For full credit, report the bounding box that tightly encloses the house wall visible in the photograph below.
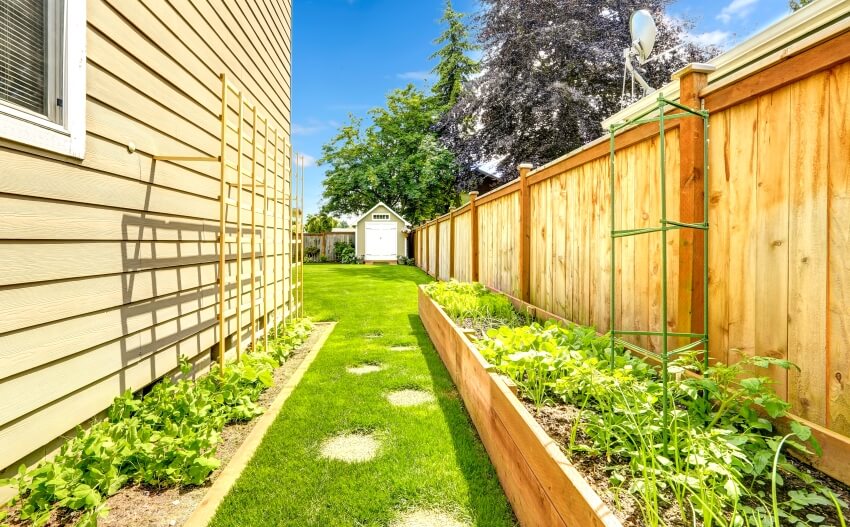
[355,204,407,260]
[0,0,293,472]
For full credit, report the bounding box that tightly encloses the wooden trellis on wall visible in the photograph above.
[156,73,304,368]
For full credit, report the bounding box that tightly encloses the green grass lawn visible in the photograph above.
[209,264,516,527]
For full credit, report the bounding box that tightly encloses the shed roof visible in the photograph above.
[354,202,409,225]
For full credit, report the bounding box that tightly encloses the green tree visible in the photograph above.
[319,85,459,224]
[305,213,338,234]
[430,0,479,111]
[790,0,814,10]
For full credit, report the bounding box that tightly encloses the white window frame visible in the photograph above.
[372,213,390,221]
[0,1,86,159]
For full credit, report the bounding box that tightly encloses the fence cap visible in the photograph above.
[518,162,534,170]
[671,63,717,80]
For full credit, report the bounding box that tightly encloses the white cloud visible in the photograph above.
[717,0,758,23]
[292,123,324,136]
[300,154,317,168]
[689,29,732,47]
[396,70,436,83]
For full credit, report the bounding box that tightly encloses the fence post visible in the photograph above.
[435,218,441,278]
[321,232,326,258]
[449,209,456,279]
[425,223,430,274]
[673,63,715,337]
[518,163,534,302]
[470,191,480,282]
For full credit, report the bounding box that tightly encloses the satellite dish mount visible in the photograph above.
[623,9,657,99]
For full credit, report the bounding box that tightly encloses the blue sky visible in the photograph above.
[291,0,792,216]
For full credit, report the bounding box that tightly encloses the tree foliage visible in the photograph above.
[790,0,814,10]
[440,0,717,187]
[430,0,479,111]
[319,86,459,224]
[305,213,340,234]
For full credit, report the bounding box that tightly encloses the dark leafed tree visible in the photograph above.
[441,0,717,188]
[430,0,479,111]
[319,85,459,224]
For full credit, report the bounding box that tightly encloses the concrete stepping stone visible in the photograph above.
[389,345,419,352]
[319,432,380,463]
[346,363,383,375]
[386,389,435,407]
[391,510,469,527]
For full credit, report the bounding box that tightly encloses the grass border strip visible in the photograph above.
[418,286,621,527]
[183,322,336,527]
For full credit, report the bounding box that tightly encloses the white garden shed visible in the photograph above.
[354,202,409,263]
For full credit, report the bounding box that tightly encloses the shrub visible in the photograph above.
[305,245,320,262]
[334,241,357,264]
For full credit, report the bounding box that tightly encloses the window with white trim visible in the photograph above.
[372,213,390,221]
[0,0,86,158]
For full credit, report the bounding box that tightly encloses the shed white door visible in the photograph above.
[364,222,397,260]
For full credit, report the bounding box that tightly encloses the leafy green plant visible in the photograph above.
[424,280,529,333]
[427,283,848,527]
[334,241,357,264]
[305,245,320,262]
[0,319,313,527]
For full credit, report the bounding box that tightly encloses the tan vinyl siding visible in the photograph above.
[0,0,292,471]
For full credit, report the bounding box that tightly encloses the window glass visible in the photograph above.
[0,0,48,116]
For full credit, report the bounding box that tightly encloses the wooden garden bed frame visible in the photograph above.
[418,286,622,527]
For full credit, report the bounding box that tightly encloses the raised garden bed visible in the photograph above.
[419,282,850,527]
[418,285,621,527]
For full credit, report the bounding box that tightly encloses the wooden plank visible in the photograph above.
[528,120,681,186]
[702,30,850,114]
[828,62,850,434]
[554,174,567,318]
[475,180,520,206]
[726,100,758,365]
[519,164,532,302]
[634,140,651,350]
[471,192,479,282]
[708,109,731,364]
[788,72,829,425]
[620,143,637,346]
[665,131,681,347]
[755,86,791,397]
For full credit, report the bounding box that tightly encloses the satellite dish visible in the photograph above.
[621,9,657,100]
[630,10,657,65]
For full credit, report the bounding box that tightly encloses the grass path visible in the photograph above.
[209,264,516,527]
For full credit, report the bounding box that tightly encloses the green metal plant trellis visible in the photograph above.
[608,95,710,438]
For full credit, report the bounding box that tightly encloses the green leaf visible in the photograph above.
[790,420,812,441]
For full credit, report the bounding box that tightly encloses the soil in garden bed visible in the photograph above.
[525,400,850,527]
[8,327,325,527]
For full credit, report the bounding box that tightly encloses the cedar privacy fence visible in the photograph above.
[413,0,850,484]
[304,232,355,261]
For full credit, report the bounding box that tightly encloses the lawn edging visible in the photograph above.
[418,286,621,527]
[183,322,336,527]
